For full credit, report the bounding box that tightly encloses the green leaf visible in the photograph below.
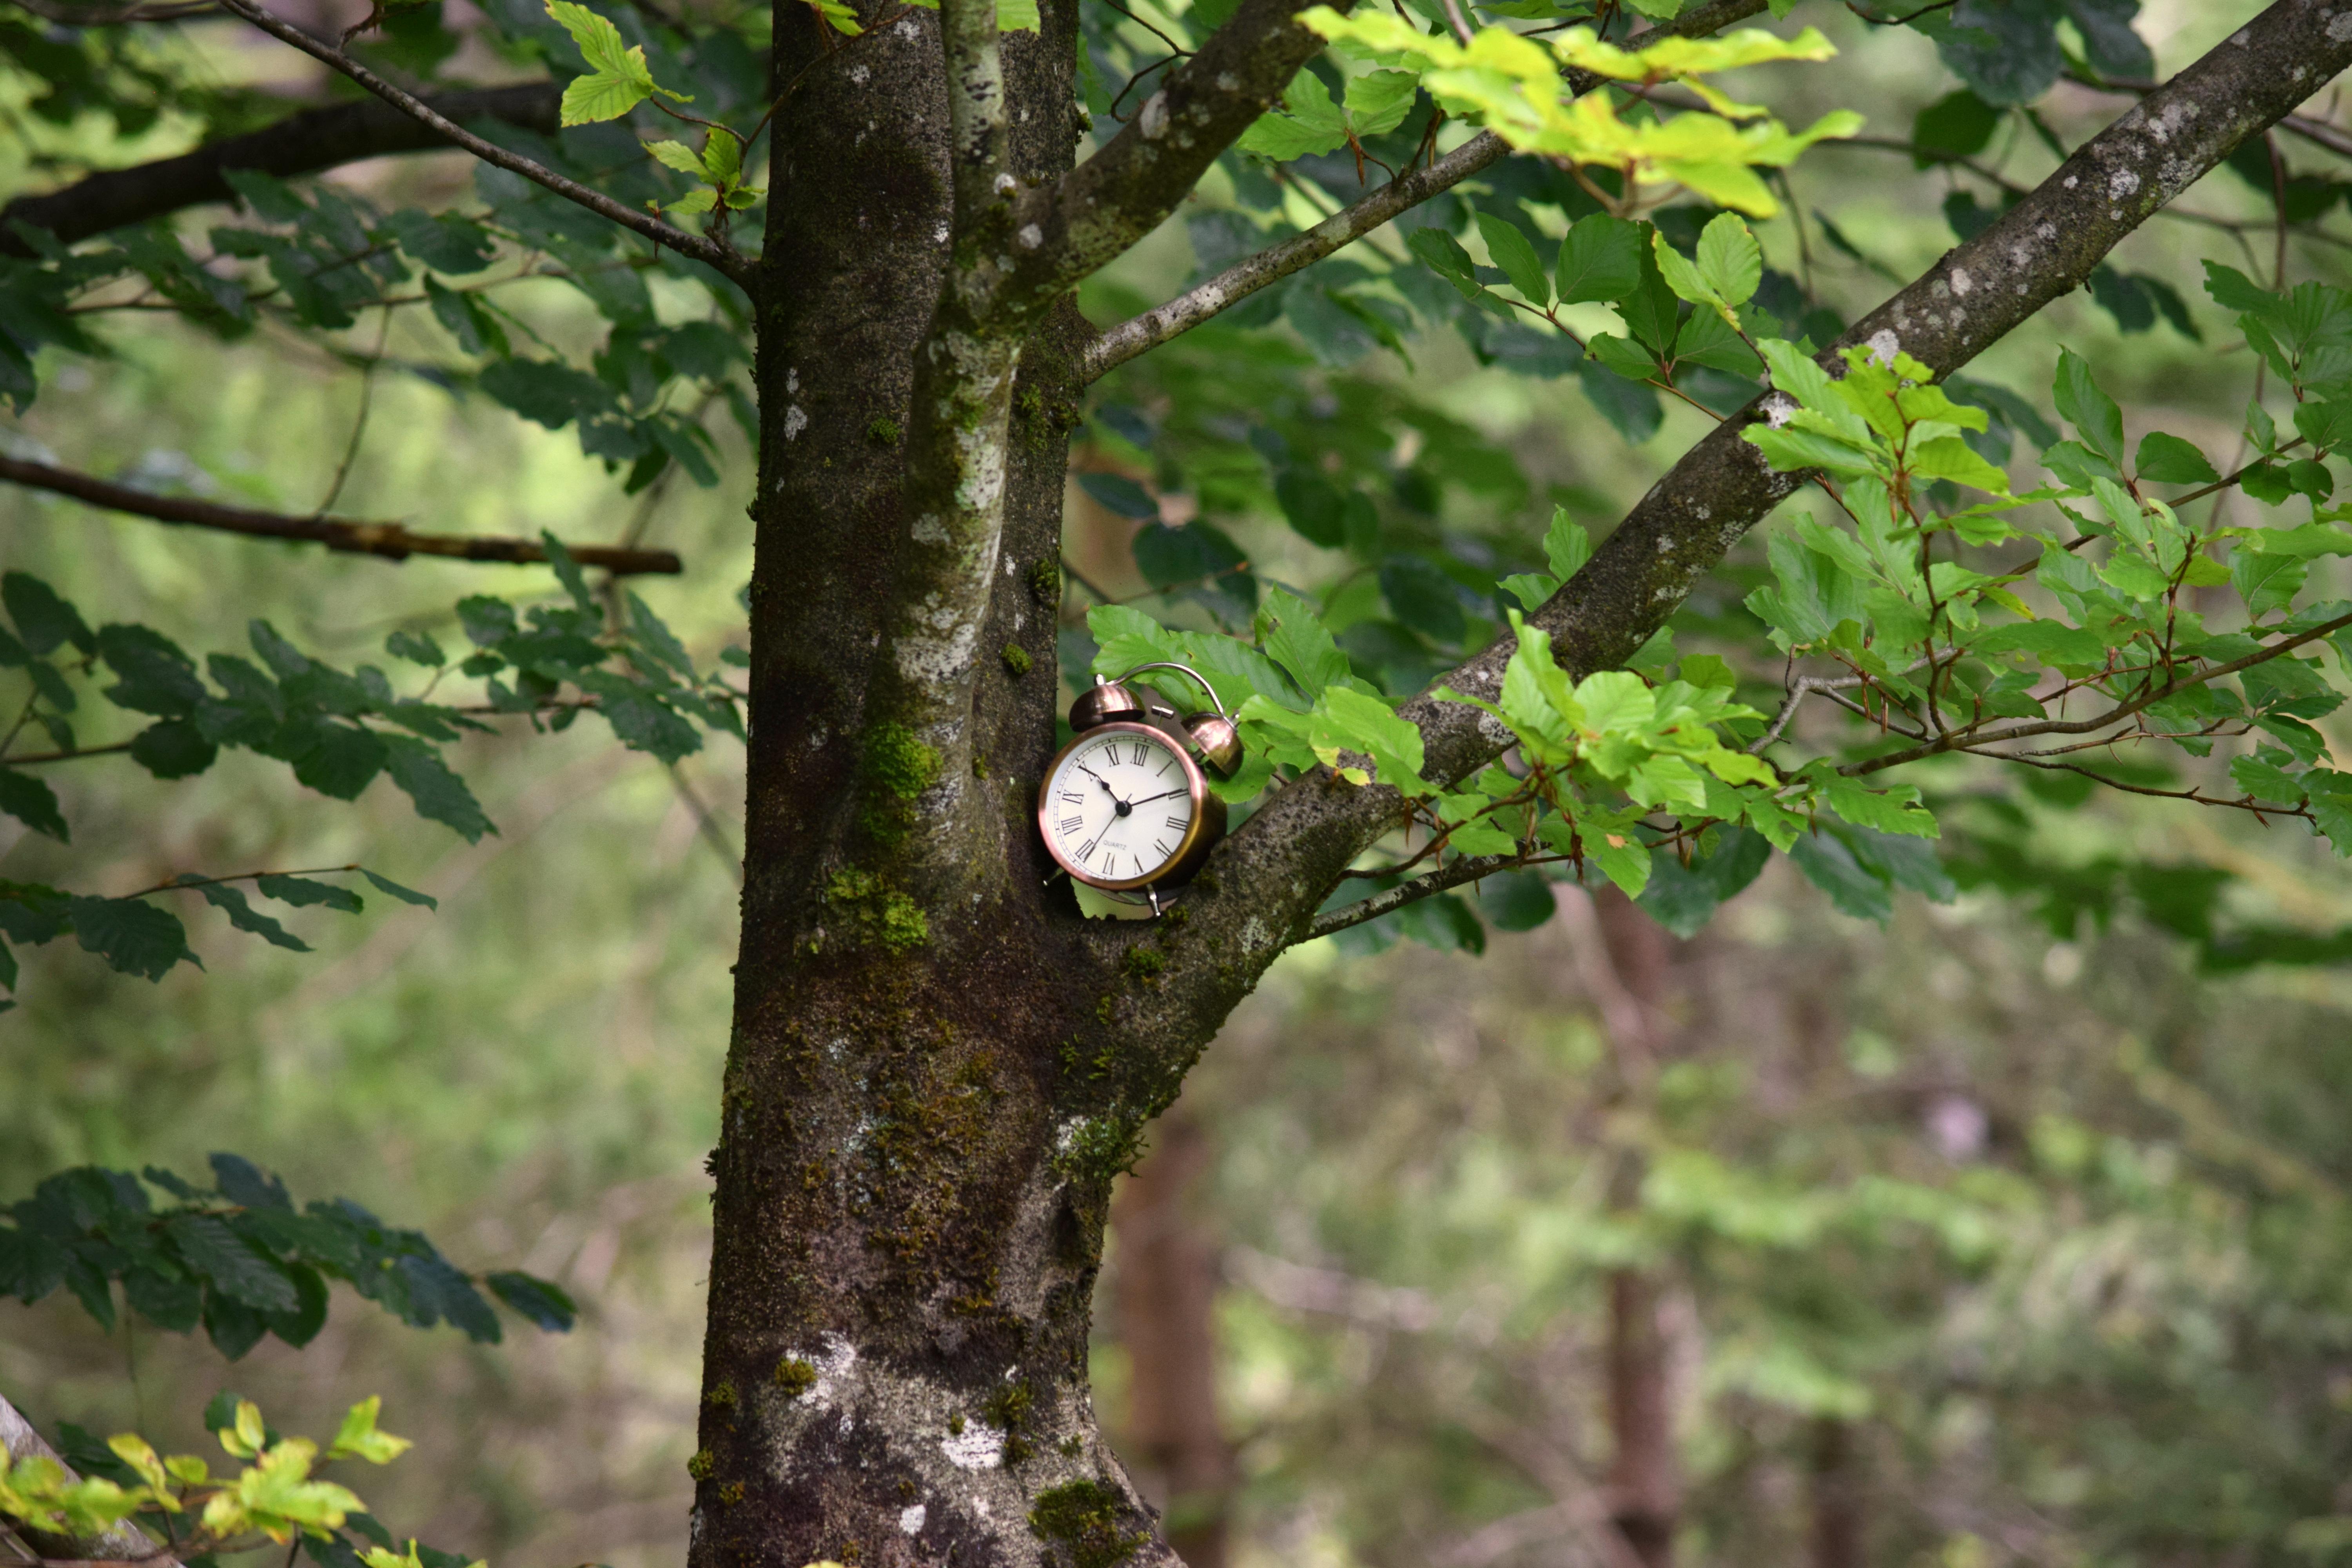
[2054,347,2125,471]
[361,869,437,910]
[1968,620,2107,665]
[1499,572,1559,612]
[0,768,67,841]
[643,138,704,174]
[544,0,684,124]
[66,896,200,981]
[384,629,446,667]
[542,531,595,612]
[2233,548,2307,618]
[2,572,94,657]
[456,596,519,646]
[1256,588,1350,697]
[192,880,310,952]
[424,279,508,358]
[2135,431,2220,485]
[485,1270,577,1331]
[1379,555,1467,642]
[1639,826,1770,938]
[1407,227,1476,284]
[97,623,205,717]
[666,188,718,216]
[321,1397,413,1467]
[1911,88,2000,165]
[256,875,363,913]
[2230,753,2304,804]
[1651,228,1719,309]
[1237,71,1348,161]
[1693,212,1762,310]
[1671,309,1759,375]
[1343,69,1418,138]
[1476,212,1552,308]
[1318,685,1427,791]
[560,70,652,125]
[1556,215,1642,305]
[480,358,616,430]
[292,722,388,800]
[701,128,743,184]
[1788,829,1891,921]
[1586,833,1651,899]
[1909,434,2009,493]
[1824,777,1938,838]
[381,735,494,842]
[1544,506,1592,580]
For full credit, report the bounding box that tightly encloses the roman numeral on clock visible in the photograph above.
[1060,816,1083,835]
[1164,814,1186,830]
[1152,838,1173,858]
[1077,838,1098,863]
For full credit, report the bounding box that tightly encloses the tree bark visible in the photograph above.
[1109,1111,1232,1568]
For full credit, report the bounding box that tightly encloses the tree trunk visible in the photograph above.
[1590,890,1679,1568]
[686,4,1193,1564]
[1109,1110,1232,1568]
[1808,1417,1862,1568]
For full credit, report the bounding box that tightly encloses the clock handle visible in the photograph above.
[1109,660,1230,722]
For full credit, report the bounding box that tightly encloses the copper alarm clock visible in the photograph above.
[1036,662,1240,908]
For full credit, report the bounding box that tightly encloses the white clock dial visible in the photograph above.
[1044,728,1198,885]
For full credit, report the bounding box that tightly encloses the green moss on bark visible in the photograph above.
[858,722,943,848]
[823,869,930,953]
[1028,1480,1145,1568]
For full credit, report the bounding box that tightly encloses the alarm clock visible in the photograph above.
[1037,661,1241,910]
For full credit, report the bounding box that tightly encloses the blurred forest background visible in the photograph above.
[9,1,2352,1565]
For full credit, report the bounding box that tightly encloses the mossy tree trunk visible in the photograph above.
[675,2,2352,1564]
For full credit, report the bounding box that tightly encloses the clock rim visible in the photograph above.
[1036,720,1216,891]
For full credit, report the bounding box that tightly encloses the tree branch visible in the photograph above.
[1079,0,1770,381]
[991,0,1344,322]
[941,0,1012,233]
[208,0,756,288]
[0,84,563,255]
[0,1392,186,1568]
[0,455,684,574]
[1143,0,2352,1010]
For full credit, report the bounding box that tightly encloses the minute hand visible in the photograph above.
[1133,788,1193,806]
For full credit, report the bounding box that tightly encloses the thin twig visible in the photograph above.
[137,863,361,898]
[1308,851,1524,940]
[5,740,136,767]
[313,306,388,517]
[667,763,742,885]
[210,0,754,287]
[1844,608,2352,775]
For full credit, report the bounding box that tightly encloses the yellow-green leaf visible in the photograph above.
[644,138,704,174]
[328,1398,415,1466]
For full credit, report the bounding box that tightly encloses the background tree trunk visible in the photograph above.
[1809,1417,1863,1568]
[1590,889,1681,1568]
[1110,1109,1234,1568]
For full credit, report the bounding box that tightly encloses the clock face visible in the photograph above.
[1040,724,1201,887]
